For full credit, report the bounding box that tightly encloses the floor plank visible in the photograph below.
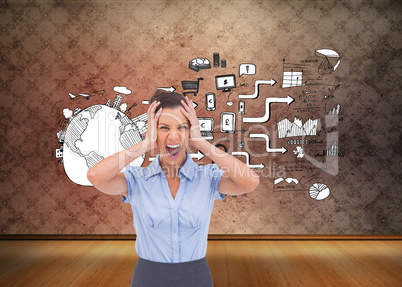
[0,240,401,286]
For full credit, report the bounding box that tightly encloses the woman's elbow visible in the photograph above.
[242,175,260,194]
[86,168,98,186]
[249,175,260,192]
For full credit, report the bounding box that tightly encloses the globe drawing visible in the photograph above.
[63,104,146,186]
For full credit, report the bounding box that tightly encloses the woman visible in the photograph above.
[87,90,260,286]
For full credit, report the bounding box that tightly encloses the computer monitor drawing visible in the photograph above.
[198,118,214,141]
[215,74,236,92]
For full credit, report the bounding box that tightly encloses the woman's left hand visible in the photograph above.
[180,97,203,147]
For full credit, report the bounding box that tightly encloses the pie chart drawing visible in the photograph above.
[309,183,330,200]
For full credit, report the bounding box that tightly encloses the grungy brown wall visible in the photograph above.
[0,0,401,235]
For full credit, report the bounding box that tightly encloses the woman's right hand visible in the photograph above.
[143,100,162,152]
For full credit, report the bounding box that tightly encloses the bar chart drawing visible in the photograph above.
[315,141,343,157]
[327,104,341,115]
[282,59,310,88]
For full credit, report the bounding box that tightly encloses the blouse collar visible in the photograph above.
[144,151,196,181]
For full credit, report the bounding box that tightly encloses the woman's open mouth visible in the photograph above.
[166,144,181,159]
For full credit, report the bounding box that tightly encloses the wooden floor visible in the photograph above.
[0,240,401,286]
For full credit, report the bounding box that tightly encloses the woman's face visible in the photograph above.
[156,107,190,169]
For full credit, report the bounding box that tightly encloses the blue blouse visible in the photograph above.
[121,152,225,263]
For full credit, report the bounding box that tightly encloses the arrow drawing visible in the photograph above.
[249,134,287,154]
[189,151,205,160]
[238,79,277,99]
[231,151,265,169]
[148,151,205,162]
[243,95,295,123]
[157,86,176,92]
[142,100,197,109]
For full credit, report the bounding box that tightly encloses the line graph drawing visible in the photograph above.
[249,133,287,154]
[277,116,318,138]
[242,96,294,123]
[238,79,277,99]
[231,151,265,169]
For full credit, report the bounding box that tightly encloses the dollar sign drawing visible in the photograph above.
[225,119,229,125]
[223,79,228,85]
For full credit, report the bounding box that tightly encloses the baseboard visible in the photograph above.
[0,234,401,240]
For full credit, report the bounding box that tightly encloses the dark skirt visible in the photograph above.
[130,257,213,287]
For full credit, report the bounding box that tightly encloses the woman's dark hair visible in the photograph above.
[149,90,186,114]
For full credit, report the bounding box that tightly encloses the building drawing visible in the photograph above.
[112,94,123,109]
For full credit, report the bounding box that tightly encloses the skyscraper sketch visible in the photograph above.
[112,94,123,109]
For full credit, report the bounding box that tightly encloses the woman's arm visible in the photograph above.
[86,139,149,197]
[87,101,162,197]
[180,98,260,196]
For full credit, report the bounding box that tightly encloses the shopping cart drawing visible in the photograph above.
[181,77,204,96]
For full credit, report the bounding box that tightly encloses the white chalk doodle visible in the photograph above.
[277,117,318,138]
[316,49,341,74]
[282,59,309,88]
[113,86,132,95]
[242,96,294,123]
[239,63,256,77]
[120,103,128,113]
[182,78,203,96]
[231,151,265,169]
[274,177,299,185]
[149,151,205,162]
[157,86,176,92]
[199,118,214,141]
[249,134,287,154]
[327,104,341,115]
[189,58,211,72]
[215,74,236,93]
[309,183,330,200]
[63,108,73,119]
[293,146,305,158]
[238,79,277,99]
[62,104,146,186]
[220,112,236,133]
